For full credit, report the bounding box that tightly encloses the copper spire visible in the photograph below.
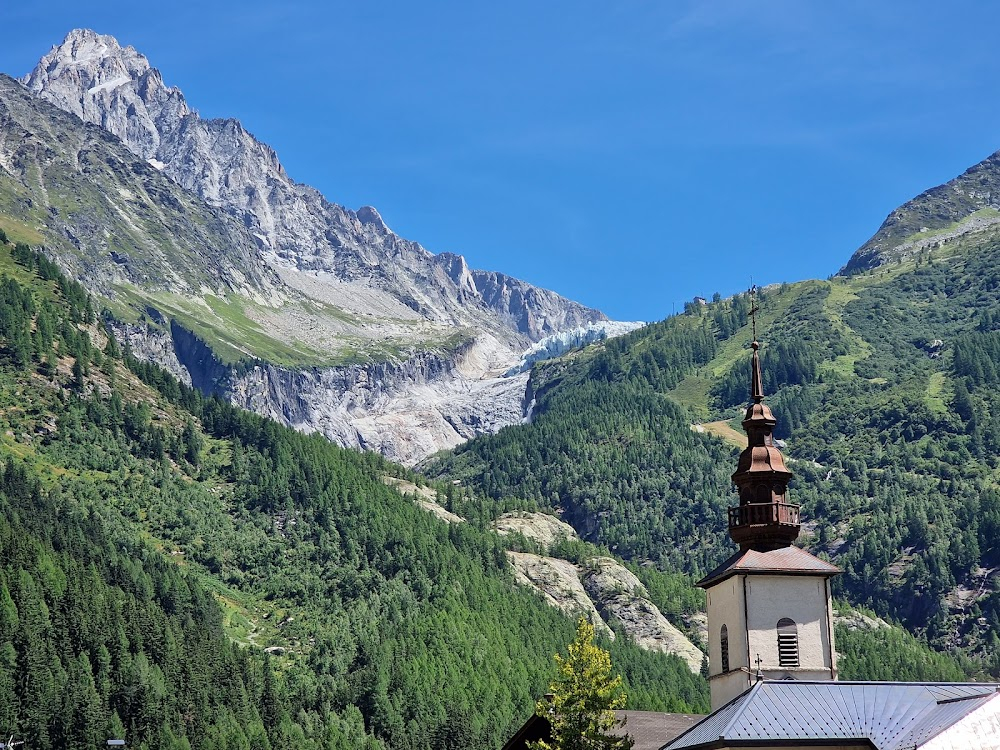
[748,285,765,404]
[727,297,800,551]
[750,340,764,404]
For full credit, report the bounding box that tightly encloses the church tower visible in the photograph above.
[699,329,840,711]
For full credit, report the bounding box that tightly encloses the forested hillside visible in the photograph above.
[429,229,1000,675]
[0,235,706,749]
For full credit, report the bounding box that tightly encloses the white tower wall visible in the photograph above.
[706,573,837,710]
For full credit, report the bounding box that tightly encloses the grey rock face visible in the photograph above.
[24,29,604,342]
[0,73,279,301]
[112,312,529,465]
[14,29,608,462]
[503,547,705,671]
[841,149,1000,274]
[106,320,191,385]
[224,344,529,465]
[582,557,705,673]
[493,512,580,548]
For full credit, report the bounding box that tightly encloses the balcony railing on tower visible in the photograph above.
[728,502,800,548]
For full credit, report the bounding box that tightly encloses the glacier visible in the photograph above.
[505,320,646,377]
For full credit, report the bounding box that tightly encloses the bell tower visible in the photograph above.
[699,292,840,711]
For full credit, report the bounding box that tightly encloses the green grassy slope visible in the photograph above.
[0,239,708,749]
[428,235,1000,676]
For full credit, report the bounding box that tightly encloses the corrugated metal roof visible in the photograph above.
[697,545,841,587]
[895,692,995,749]
[661,681,1000,750]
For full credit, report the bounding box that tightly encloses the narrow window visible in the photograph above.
[720,624,730,672]
[777,618,799,667]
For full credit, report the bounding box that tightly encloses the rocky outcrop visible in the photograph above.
[382,477,464,524]
[834,608,890,632]
[582,558,705,673]
[107,309,531,463]
[502,540,705,672]
[23,29,604,343]
[493,512,580,548]
[506,552,615,640]
[225,338,529,465]
[107,318,191,385]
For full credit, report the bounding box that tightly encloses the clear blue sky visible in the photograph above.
[3,1,1000,321]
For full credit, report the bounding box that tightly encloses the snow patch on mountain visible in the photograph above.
[88,75,130,95]
[504,320,645,376]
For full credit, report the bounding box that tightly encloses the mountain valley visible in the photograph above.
[1,24,1000,750]
[5,29,613,465]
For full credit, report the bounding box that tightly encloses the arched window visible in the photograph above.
[777,618,799,667]
[720,625,730,673]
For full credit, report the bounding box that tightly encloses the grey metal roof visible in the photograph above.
[697,546,841,588]
[661,681,1000,750]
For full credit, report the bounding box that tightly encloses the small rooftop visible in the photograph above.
[503,710,702,750]
[697,545,841,588]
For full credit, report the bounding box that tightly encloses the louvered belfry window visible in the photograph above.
[720,625,730,672]
[777,618,799,667]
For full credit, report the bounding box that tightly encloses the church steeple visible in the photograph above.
[727,302,799,551]
[699,289,839,711]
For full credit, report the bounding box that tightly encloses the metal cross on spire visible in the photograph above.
[748,283,760,342]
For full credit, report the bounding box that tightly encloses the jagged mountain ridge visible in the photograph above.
[23,29,602,341]
[7,28,609,463]
[0,73,279,302]
[841,148,1000,274]
[0,71,513,464]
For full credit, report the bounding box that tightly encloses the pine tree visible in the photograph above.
[528,619,633,750]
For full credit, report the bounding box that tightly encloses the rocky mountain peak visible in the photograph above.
[36,28,150,80]
[23,28,603,344]
[13,29,609,463]
[356,205,388,232]
[23,28,190,163]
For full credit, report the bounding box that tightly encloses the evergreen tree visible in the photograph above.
[528,619,633,750]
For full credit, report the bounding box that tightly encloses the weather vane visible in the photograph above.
[748,282,760,342]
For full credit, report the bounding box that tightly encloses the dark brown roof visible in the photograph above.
[697,545,841,588]
[503,710,703,750]
[615,711,702,750]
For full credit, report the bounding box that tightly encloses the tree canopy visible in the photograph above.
[528,619,633,750]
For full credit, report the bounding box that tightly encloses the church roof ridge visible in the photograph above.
[697,545,840,588]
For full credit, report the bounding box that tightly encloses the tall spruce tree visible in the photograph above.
[529,619,633,750]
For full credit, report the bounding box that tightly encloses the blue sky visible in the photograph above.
[2,1,1000,321]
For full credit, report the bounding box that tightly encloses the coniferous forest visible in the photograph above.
[0,231,992,749]
[430,235,1000,678]
[0,240,708,748]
